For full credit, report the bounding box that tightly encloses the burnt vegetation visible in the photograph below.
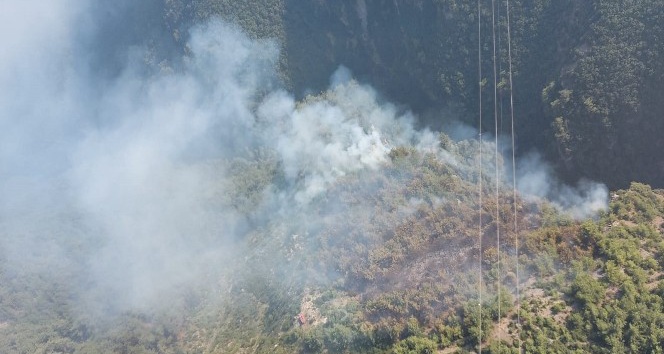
[3,122,664,352]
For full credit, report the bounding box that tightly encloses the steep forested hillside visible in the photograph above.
[2,124,664,352]
[161,0,664,188]
[543,1,664,187]
[2,1,664,354]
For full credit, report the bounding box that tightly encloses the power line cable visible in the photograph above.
[505,0,521,350]
[476,0,484,352]
[490,0,502,348]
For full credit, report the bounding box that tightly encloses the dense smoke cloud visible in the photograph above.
[0,0,608,322]
[0,1,432,316]
[259,78,441,203]
[1,2,261,313]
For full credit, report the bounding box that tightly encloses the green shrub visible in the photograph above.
[393,336,437,354]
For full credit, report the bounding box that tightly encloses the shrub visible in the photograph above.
[393,336,437,354]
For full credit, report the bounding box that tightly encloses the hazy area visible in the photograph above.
[1,1,662,353]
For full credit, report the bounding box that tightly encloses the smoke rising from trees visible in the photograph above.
[0,0,607,323]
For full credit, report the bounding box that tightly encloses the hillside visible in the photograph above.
[2,118,664,352]
[160,0,664,188]
[1,1,664,354]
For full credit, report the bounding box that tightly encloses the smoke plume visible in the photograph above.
[516,152,608,219]
[0,1,608,326]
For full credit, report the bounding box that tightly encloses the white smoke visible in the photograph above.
[0,0,608,325]
[0,2,435,315]
[258,71,435,203]
[516,152,608,219]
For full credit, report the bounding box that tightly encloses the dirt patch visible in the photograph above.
[524,287,544,298]
[297,290,327,328]
[639,247,653,259]
[646,271,664,290]
[653,216,664,231]
[538,304,552,318]
[438,345,461,353]
[553,304,572,325]
[491,314,515,345]
[611,219,638,229]
[522,280,571,324]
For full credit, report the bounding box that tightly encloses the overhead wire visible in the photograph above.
[491,0,501,348]
[479,1,520,350]
[476,0,484,351]
[505,0,521,350]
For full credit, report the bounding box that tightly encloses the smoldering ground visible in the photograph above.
[0,0,607,333]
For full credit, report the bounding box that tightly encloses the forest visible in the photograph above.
[1,0,663,353]
[167,0,664,189]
